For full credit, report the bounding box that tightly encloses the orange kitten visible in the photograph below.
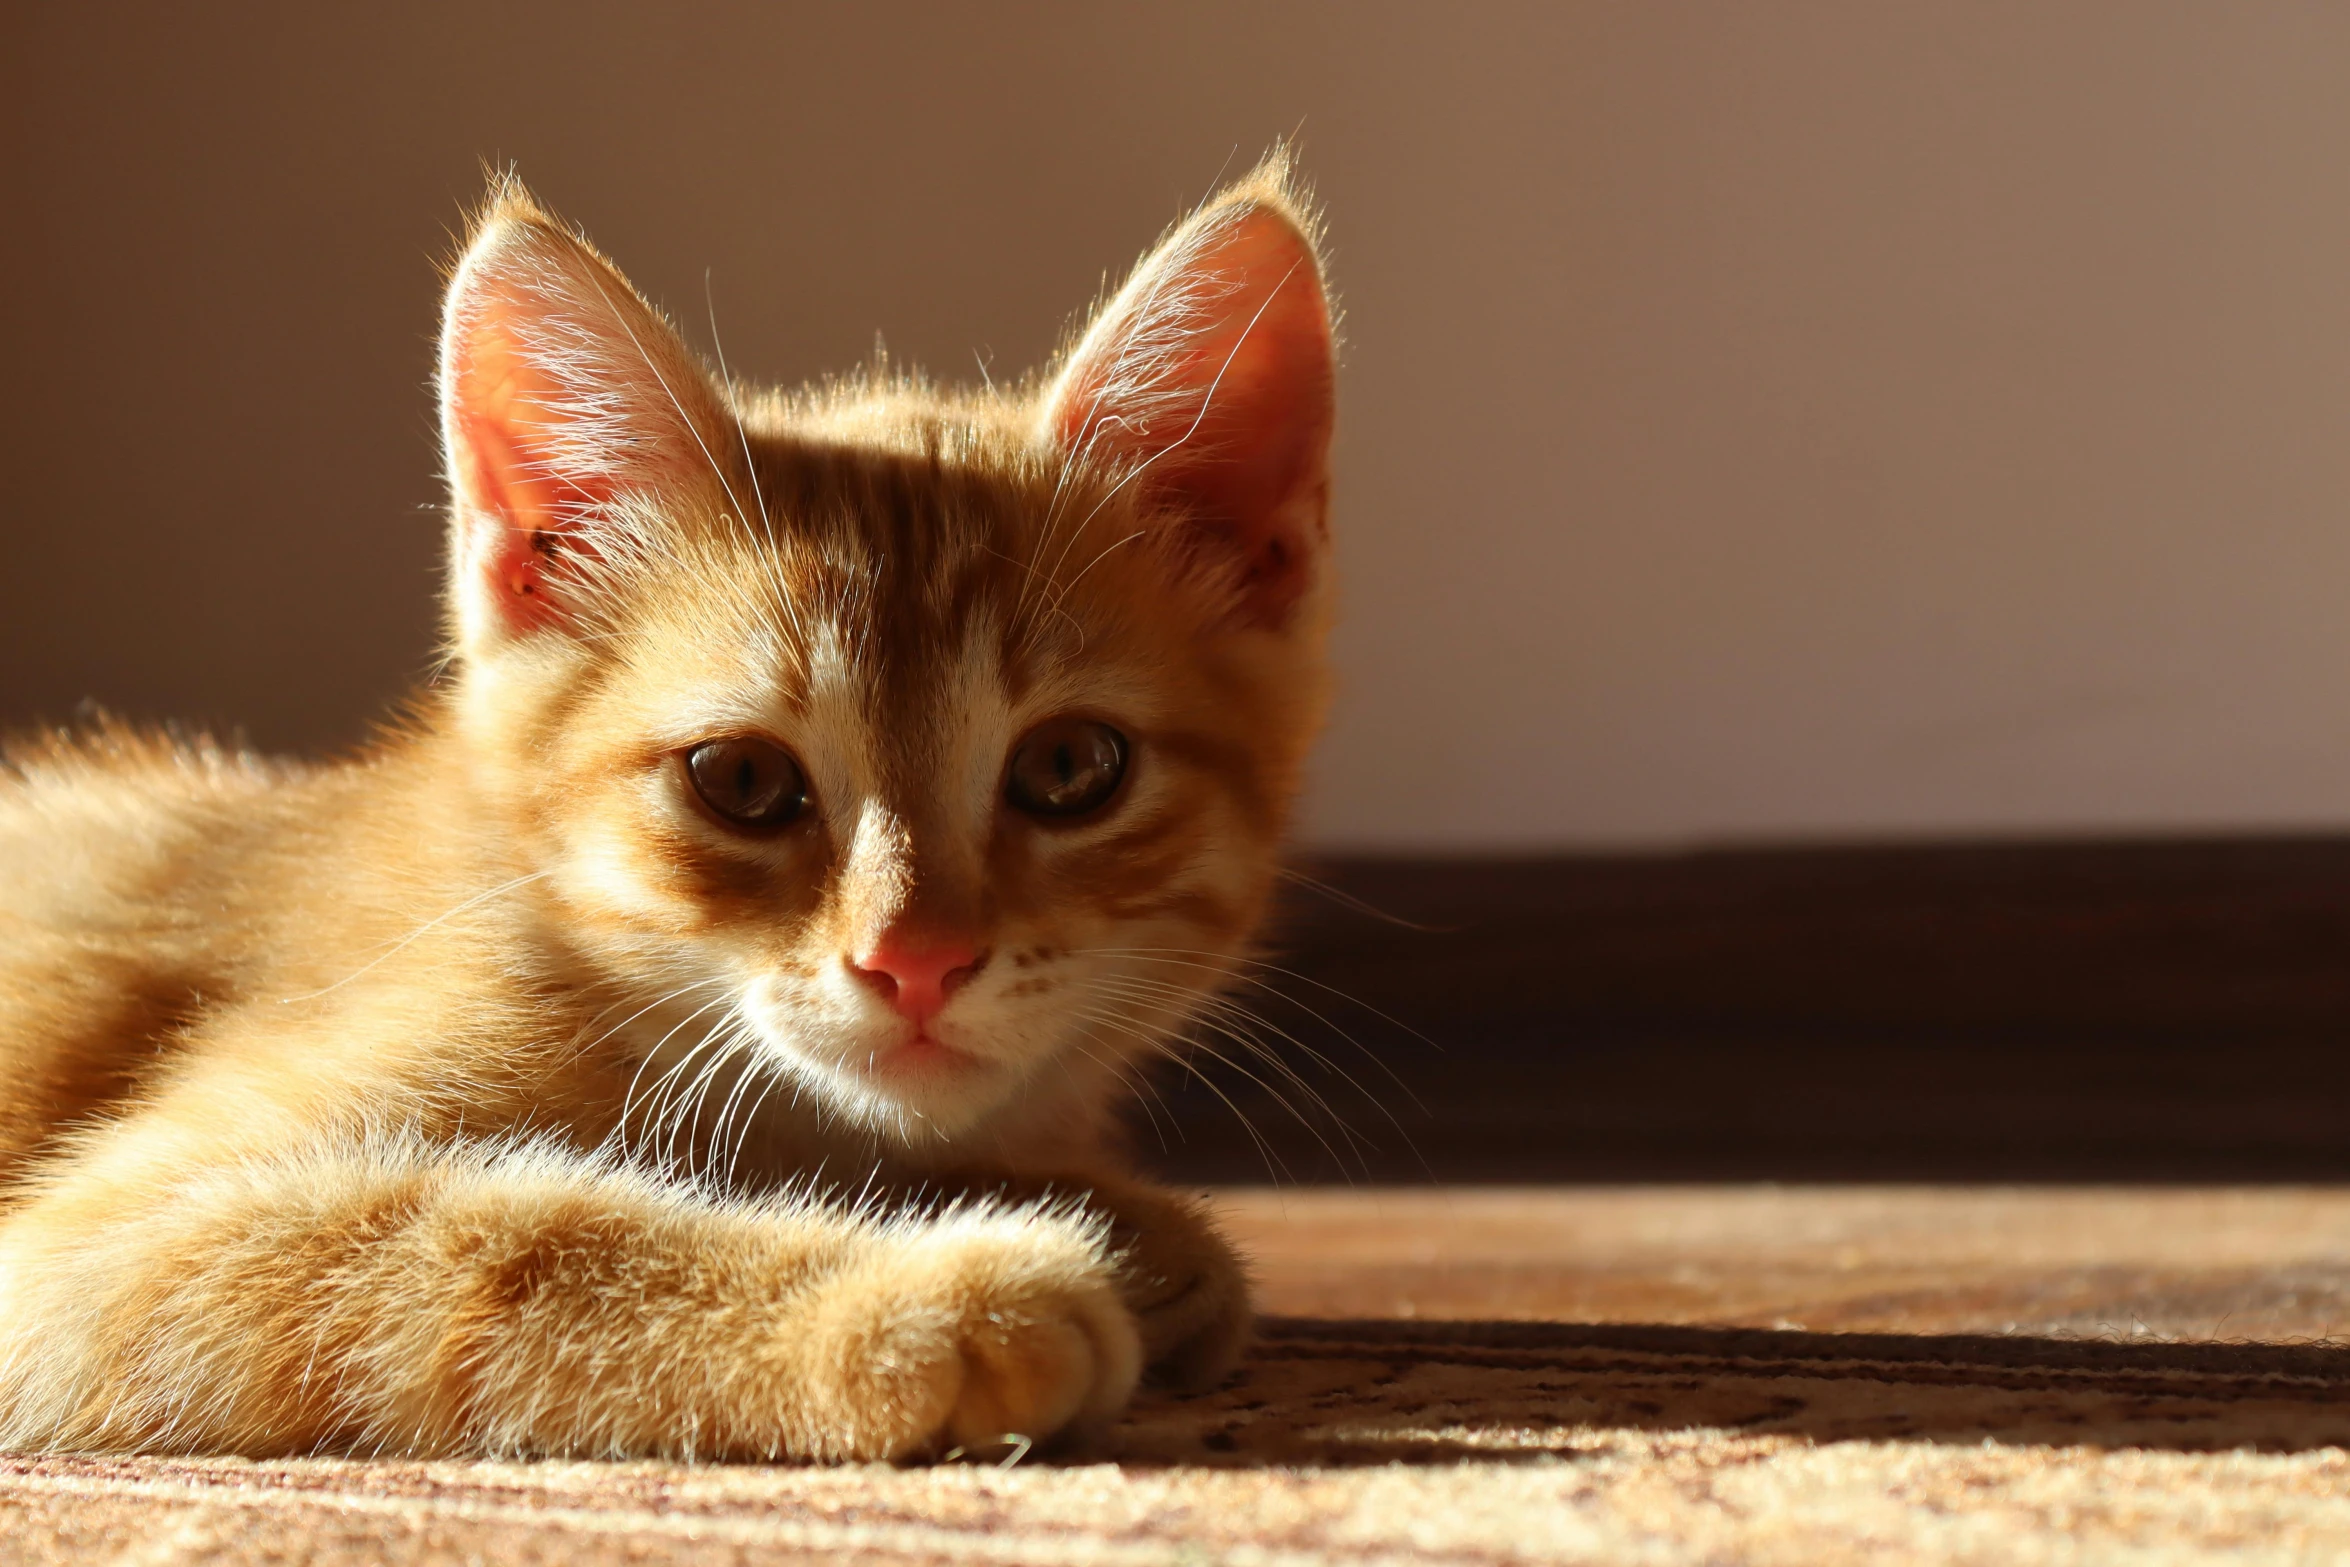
[0,155,1335,1459]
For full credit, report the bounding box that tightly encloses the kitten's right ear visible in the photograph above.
[438,184,732,651]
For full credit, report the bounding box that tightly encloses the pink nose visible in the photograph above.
[847,936,985,1024]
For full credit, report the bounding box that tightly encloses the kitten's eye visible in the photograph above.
[1005,717,1128,818]
[685,738,808,830]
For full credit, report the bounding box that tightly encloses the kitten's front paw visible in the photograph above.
[1098,1187,1254,1390]
[794,1209,1142,1461]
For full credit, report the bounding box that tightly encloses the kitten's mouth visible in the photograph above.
[867,1030,986,1080]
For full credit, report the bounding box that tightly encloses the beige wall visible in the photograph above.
[10,4,2350,849]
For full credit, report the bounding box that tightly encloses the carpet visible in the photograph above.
[4,1188,2348,1564]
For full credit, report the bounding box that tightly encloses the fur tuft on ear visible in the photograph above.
[1041,152,1337,629]
[438,179,735,652]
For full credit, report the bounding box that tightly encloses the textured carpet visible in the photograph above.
[6,1188,2350,1564]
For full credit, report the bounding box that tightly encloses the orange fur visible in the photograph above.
[0,155,1334,1459]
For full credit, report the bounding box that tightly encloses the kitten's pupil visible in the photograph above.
[1006,718,1127,817]
[686,738,807,830]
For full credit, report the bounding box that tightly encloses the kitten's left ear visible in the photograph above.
[438,182,735,650]
[1042,160,1336,629]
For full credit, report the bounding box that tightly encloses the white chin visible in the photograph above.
[742,994,1019,1141]
[784,1043,1011,1141]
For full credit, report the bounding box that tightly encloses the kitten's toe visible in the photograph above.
[938,1266,1137,1451]
[796,1209,1142,1460]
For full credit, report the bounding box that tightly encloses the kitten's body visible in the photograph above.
[0,161,1334,1458]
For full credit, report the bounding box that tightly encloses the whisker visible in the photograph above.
[1084,944,1440,1083]
[1066,1000,1344,1184]
[1277,867,1446,933]
[652,1022,751,1173]
[1072,952,1432,1181]
[1069,1031,1179,1154]
[583,976,732,1075]
[1068,1002,1291,1185]
[1086,970,1416,1136]
[618,995,743,1161]
[704,1017,784,1188]
[1078,979,1373,1176]
[722,1054,788,1191]
[276,871,551,1004]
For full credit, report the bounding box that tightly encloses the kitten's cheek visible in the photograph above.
[738,976,822,1067]
[553,817,695,930]
[742,976,879,1075]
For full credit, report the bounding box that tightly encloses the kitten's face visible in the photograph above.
[439,171,1334,1144]
[506,454,1322,1140]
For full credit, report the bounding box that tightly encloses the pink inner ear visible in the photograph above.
[1058,206,1335,627]
[450,314,613,632]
